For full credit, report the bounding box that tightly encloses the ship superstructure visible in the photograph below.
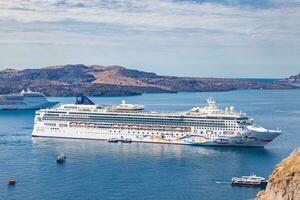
[32,97,281,146]
[0,89,59,110]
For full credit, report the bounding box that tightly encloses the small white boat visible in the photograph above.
[120,138,132,143]
[231,174,267,187]
[57,153,67,163]
[7,179,16,185]
[107,138,118,143]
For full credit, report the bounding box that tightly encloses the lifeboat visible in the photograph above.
[70,122,77,126]
[79,123,86,127]
[88,123,96,127]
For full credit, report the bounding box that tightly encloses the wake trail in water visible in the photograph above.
[215,181,229,184]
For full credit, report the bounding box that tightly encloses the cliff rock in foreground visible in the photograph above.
[256,149,300,200]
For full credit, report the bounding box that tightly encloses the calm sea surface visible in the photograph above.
[1,90,300,200]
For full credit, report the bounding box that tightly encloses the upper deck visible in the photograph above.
[39,98,251,122]
[0,89,46,100]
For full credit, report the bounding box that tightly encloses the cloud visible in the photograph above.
[0,0,299,77]
[0,0,299,43]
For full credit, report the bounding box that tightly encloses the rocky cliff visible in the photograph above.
[0,64,298,96]
[256,149,300,200]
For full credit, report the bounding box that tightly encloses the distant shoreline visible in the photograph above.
[234,78,283,83]
[43,88,300,98]
[0,64,298,97]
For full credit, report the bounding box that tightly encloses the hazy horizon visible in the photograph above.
[0,0,299,78]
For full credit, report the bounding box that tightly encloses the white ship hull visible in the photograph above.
[0,90,58,110]
[0,101,58,110]
[32,124,281,147]
[31,97,282,147]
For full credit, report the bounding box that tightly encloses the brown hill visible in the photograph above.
[0,64,298,96]
[256,149,300,200]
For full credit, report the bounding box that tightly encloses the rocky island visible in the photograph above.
[256,149,300,200]
[0,64,298,96]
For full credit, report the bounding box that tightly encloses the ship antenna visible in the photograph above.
[207,97,217,108]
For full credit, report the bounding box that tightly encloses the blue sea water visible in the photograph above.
[234,78,282,83]
[1,90,300,200]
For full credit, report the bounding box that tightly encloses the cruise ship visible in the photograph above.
[0,90,59,110]
[32,97,282,146]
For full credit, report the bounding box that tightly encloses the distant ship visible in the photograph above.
[0,89,59,110]
[32,97,281,146]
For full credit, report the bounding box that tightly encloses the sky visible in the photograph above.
[0,0,299,78]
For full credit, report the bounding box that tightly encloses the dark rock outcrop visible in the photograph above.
[0,64,298,96]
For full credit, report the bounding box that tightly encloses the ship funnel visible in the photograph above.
[75,96,95,105]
